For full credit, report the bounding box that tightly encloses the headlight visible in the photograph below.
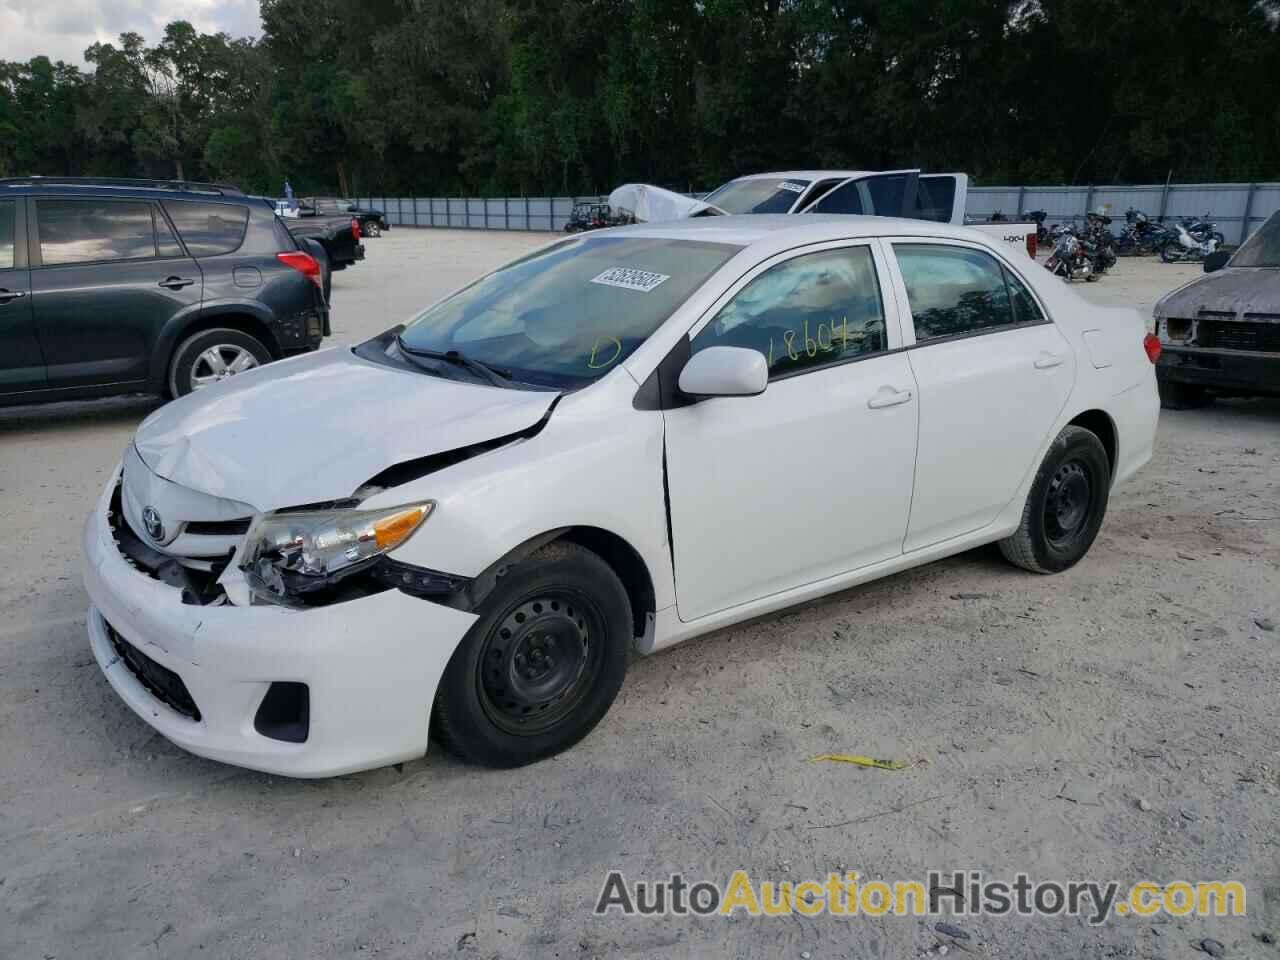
[242,501,433,599]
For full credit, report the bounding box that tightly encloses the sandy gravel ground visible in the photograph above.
[1,232,1276,959]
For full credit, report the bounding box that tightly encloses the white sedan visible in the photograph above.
[83,215,1160,776]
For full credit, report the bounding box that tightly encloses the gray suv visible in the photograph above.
[0,177,330,406]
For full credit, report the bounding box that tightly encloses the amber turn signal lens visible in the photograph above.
[373,504,431,550]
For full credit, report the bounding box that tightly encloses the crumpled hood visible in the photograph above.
[133,348,558,511]
[1154,267,1280,320]
[608,183,718,222]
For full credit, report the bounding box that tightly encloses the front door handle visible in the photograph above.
[867,386,914,409]
[0,289,27,304]
[158,276,195,290]
[1034,352,1064,370]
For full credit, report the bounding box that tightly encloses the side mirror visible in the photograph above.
[678,346,768,399]
[1203,250,1231,273]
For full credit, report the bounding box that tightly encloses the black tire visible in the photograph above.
[1159,242,1182,264]
[1157,377,1211,410]
[432,541,631,767]
[364,220,381,238]
[999,425,1111,574]
[167,328,273,399]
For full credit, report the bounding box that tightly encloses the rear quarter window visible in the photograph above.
[163,201,249,257]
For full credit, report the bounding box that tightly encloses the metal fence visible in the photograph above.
[967,182,1280,244]
[357,181,1280,244]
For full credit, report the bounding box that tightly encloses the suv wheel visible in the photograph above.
[169,328,272,398]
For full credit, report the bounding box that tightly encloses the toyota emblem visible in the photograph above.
[142,506,165,542]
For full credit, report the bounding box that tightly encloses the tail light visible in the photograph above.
[277,251,322,289]
[1026,232,1037,259]
[1143,332,1162,364]
[351,218,361,240]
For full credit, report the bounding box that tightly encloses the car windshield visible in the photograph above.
[703,178,811,215]
[1231,212,1280,267]
[395,234,741,388]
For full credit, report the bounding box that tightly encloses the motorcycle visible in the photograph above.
[1044,230,1095,281]
[1047,219,1079,246]
[1081,214,1117,275]
[1116,208,1173,255]
[1178,212,1225,247]
[1160,222,1220,263]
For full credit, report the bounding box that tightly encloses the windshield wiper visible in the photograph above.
[395,336,513,387]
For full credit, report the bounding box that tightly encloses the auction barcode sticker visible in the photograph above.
[778,181,807,193]
[591,267,671,293]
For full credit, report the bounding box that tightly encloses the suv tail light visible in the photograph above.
[1143,332,1162,364]
[277,251,322,289]
[351,218,361,241]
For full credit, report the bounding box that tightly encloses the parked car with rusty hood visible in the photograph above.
[1153,210,1280,407]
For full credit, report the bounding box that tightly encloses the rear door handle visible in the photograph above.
[867,386,914,409]
[158,276,195,290]
[1034,352,1064,370]
[0,289,27,304]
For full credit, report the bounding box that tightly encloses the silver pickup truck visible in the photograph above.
[609,170,1039,259]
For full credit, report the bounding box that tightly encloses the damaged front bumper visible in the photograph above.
[1157,344,1280,396]
[82,466,477,778]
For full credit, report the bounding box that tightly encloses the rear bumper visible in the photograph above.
[82,468,477,777]
[1157,346,1280,395]
[1110,375,1160,487]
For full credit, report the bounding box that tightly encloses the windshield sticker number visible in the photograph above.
[591,267,671,293]
[778,181,807,194]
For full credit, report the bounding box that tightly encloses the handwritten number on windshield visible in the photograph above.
[587,336,623,369]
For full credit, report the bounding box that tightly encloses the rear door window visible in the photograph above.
[36,199,157,265]
[0,200,15,268]
[893,243,1016,342]
[914,176,958,223]
[162,201,249,257]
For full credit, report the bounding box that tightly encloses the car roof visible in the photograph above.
[722,171,879,183]
[601,213,990,249]
[0,177,248,204]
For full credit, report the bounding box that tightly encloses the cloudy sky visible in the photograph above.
[0,0,263,65]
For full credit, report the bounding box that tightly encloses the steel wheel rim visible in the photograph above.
[1044,459,1092,547]
[477,591,602,736]
[190,345,259,390]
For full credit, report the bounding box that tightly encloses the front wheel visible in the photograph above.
[999,425,1111,574]
[168,328,272,398]
[1160,242,1184,263]
[432,541,632,767]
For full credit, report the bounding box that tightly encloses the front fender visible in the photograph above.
[360,377,676,615]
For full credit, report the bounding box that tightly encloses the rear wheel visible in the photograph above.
[1160,242,1183,263]
[364,220,381,237]
[999,425,1111,574]
[432,542,631,767]
[168,328,272,398]
[1157,377,1211,410]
